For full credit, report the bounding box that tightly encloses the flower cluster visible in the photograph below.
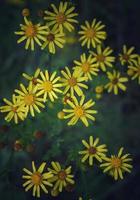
[0,68,62,123]
[22,161,74,197]
[79,136,133,181]
[0,1,136,199]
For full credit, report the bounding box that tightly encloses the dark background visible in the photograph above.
[0,0,140,200]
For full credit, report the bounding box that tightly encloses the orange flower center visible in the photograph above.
[74,106,84,117]
[112,78,118,85]
[96,54,105,62]
[111,157,121,168]
[58,170,67,180]
[47,33,55,41]
[25,24,37,37]
[88,146,97,155]
[56,12,66,24]
[86,28,96,39]
[31,172,42,185]
[24,94,34,105]
[42,81,53,92]
[68,77,77,87]
[82,62,90,72]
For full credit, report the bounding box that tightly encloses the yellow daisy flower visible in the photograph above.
[90,45,115,71]
[0,94,26,124]
[63,95,97,127]
[79,136,107,166]
[41,26,65,54]
[44,1,78,33]
[48,161,75,192]
[22,161,53,197]
[105,70,128,95]
[22,68,41,86]
[100,147,133,180]
[128,56,140,84]
[73,53,99,80]
[119,45,138,66]
[60,67,88,96]
[15,17,48,51]
[78,19,106,49]
[37,70,62,102]
[15,82,45,117]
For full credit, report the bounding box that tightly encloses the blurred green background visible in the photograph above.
[0,0,140,199]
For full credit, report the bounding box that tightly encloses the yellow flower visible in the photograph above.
[15,82,45,117]
[78,19,106,49]
[63,95,97,127]
[128,56,140,84]
[44,2,78,33]
[119,45,138,66]
[22,68,41,86]
[79,136,107,166]
[0,95,26,124]
[37,70,62,102]
[100,147,133,180]
[15,17,48,51]
[48,161,75,192]
[41,26,65,54]
[105,70,128,95]
[60,67,88,96]
[90,45,115,71]
[73,53,99,80]
[22,161,53,197]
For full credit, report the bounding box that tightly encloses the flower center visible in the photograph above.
[42,81,53,92]
[112,78,118,85]
[111,157,121,168]
[47,33,55,41]
[31,172,42,185]
[25,25,37,37]
[96,54,105,62]
[82,62,90,72]
[74,106,84,117]
[32,78,38,85]
[86,28,96,39]
[24,94,34,105]
[122,54,129,61]
[12,106,18,113]
[68,77,77,87]
[56,12,66,24]
[88,146,97,155]
[58,170,67,180]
